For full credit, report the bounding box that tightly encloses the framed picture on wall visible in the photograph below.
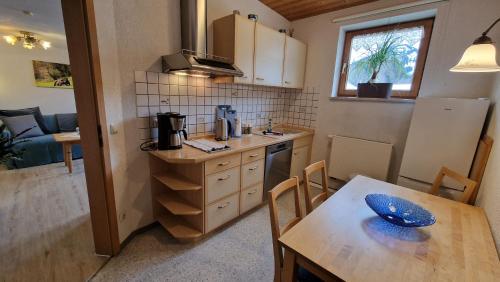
[32,60,73,89]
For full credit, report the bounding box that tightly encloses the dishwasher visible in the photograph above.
[263,140,294,196]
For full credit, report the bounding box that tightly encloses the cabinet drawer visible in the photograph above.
[205,193,239,232]
[242,147,265,164]
[241,159,265,189]
[206,166,240,204]
[205,153,241,175]
[240,184,263,214]
[293,136,312,149]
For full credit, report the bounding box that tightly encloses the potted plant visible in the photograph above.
[349,32,411,98]
[0,120,33,170]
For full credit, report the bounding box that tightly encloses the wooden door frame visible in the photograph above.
[61,0,120,255]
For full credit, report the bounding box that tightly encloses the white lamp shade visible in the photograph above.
[450,43,500,72]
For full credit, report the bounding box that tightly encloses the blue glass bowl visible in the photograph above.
[365,194,436,227]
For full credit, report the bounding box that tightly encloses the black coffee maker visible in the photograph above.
[157,112,188,150]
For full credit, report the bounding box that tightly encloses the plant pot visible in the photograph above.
[357,83,393,98]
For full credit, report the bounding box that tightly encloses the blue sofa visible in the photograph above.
[5,115,82,169]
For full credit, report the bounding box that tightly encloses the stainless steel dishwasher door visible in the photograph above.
[263,140,294,195]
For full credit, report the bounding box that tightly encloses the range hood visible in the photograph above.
[162,0,243,78]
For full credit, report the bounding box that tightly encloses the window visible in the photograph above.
[338,18,434,98]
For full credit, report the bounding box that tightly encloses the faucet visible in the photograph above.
[267,118,273,133]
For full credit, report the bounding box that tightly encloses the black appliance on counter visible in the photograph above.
[157,112,187,150]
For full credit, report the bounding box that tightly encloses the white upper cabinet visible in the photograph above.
[213,14,306,89]
[282,36,307,88]
[253,23,285,87]
[213,14,255,84]
[234,15,255,84]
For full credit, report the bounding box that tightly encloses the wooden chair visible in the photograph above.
[430,166,477,204]
[303,160,329,215]
[268,176,303,282]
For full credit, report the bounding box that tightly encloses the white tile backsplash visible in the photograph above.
[134,71,319,139]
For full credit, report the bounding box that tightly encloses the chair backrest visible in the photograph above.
[430,166,477,204]
[303,160,329,214]
[268,176,302,282]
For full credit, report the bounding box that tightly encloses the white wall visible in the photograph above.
[291,0,500,182]
[477,74,500,254]
[95,0,289,242]
[0,43,75,114]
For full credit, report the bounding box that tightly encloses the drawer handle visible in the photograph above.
[248,166,258,171]
[249,154,259,158]
[247,189,257,195]
[285,81,291,84]
[218,175,231,181]
[218,202,230,209]
[242,76,248,79]
[256,77,264,81]
[218,161,230,166]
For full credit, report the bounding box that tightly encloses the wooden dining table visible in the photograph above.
[279,175,500,282]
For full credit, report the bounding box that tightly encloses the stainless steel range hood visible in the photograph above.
[162,0,243,78]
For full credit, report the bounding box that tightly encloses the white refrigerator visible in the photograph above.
[397,98,489,198]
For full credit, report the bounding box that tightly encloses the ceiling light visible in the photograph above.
[40,41,51,50]
[2,31,51,50]
[450,17,500,72]
[3,35,17,45]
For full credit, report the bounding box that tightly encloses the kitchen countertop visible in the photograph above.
[150,127,314,164]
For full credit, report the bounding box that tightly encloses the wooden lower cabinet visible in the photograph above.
[150,134,313,242]
[241,159,265,188]
[290,145,311,182]
[205,193,240,232]
[205,166,240,204]
[240,183,264,214]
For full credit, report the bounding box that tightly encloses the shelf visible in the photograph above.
[158,214,203,241]
[157,193,202,215]
[153,172,202,191]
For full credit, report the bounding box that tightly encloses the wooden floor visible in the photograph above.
[0,160,109,282]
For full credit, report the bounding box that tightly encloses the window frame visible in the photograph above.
[337,18,435,99]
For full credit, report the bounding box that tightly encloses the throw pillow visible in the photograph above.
[55,113,78,132]
[1,115,45,139]
[0,107,50,134]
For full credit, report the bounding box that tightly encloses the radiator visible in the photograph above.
[328,135,392,181]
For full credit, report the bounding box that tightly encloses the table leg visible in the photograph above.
[66,144,73,173]
[62,143,68,167]
[282,249,297,282]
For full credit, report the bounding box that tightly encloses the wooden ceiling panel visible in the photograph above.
[260,0,380,21]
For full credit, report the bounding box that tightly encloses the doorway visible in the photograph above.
[0,0,119,280]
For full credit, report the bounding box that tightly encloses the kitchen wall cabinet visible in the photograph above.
[282,36,307,89]
[213,14,255,84]
[213,14,306,89]
[253,23,286,87]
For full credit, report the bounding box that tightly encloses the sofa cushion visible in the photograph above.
[55,113,78,132]
[1,115,45,139]
[43,115,59,133]
[0,107,50,133]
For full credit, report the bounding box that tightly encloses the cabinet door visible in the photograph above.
[234,15,255,84]
[283,36,307,89]
[254,23,285,87]
[290,146,310,182]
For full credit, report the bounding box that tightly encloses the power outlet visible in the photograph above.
[160,97,170,105]
[197,116,206,123]
[298,106,307,113]
[256,113,262,118]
